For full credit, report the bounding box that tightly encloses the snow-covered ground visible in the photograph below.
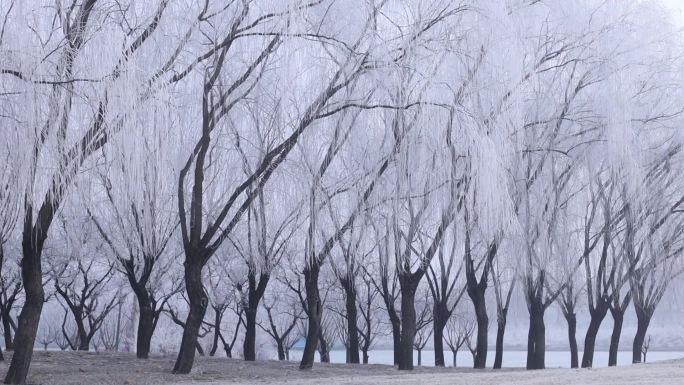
[1,351,683,385]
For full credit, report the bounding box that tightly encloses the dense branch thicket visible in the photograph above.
[0,0,683,383]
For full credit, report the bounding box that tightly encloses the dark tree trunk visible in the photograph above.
[2,311,14,351]
[300,265,321,370]
[222,343,232,358]
[493,310,507,369]
[76,318,89,350]
[391,322,401,366]
[452,349,457,367]
[464,238,496,370]
[379,276,401,366]
[276,341,286,361]
[4,239,45,384]
[173,262,208,374]
[526,304,546,370]
[564,312,578,368]
[432,300,448,367]
[398,276,417,371]
[243,272,268,362]
[581,302,608,368]
[362,349,369,364]
[632,308,651,364]
[243,309,257,360]
[342,281,360,364]
[417,348,422,366]
[433,316,446,367]
[209,307,221,357]
[135,292,155,359]
[608,307,624,367]
[468,288,488,369]
[318,332,330,363]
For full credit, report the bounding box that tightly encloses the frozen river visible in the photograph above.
[289,349,684,368]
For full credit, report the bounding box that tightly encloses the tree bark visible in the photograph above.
[299,265,321,369]
[243,272,268,361]
[398,275,417,371]
[432,301,449,367]
[452,349,457,367]
[362,349,369,364]
[632,308,651,364]
[127,269,156,359]
[469,288,488,369]
[343,281,361,364]
[209,307,221,357]
[564,312,578,368]
[391,321,401,366]
[433,315,446,367]
[526,304,546,370]
[4,241,45,384]
[1,311,14,351]
[276,340,286,361]
[243,309,257,360]
[493,310,507,369]
[173,262,208,374]
[581,302,608,368]
[76,317,89,350]
[379,275,401,366]
[318,332,330,363]
[608,307,624,367]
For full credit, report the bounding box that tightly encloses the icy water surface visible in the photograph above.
[289,349,684,368]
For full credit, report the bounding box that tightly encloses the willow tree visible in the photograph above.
[0,0,178,381]
[88,111,178,359]
[294,0,467,370]
[0,130,21,357]
[172,0,385,373]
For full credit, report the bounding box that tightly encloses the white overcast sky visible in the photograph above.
[660,0,684,25]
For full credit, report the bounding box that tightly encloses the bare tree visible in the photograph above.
[357,269,384,364]
[259,286,303,361]
[426,225,466,367]
[641,335,652,363]
[37,324,53,351]
[491,254,516,369]
[1,0,184,380]
[88,121,179,359]
[368,223,402,366]
[52,255,119,351]
[412,291,433,367]
[444,313,474,367]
